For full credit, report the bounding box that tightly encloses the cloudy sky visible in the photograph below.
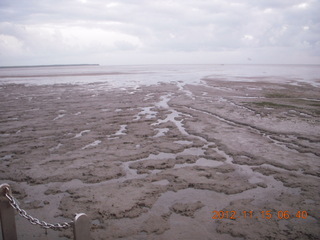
[0,0,319,66]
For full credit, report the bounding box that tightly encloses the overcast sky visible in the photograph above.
[0,0,319,66]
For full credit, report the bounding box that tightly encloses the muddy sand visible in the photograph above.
[0,78,319,239]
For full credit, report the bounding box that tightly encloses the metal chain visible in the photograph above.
[3,186,73,230]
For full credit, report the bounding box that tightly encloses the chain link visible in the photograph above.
[3,186,73,231]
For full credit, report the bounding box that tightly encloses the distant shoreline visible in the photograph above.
[0,64,100,69]
[1,64,320,69]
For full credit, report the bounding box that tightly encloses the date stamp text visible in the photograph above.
[212,210,308,220]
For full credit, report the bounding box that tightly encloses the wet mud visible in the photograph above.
[0,79,319,239]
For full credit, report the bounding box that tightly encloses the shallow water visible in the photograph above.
[1,64,319,87]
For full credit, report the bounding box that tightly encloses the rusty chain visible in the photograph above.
[3,186,73,230]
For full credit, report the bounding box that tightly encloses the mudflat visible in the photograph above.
[0,78,319,239]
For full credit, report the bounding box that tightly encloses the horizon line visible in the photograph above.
[1,63,320,68]
[0,63,100,69]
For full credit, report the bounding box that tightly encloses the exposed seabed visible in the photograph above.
[0,77,319,239]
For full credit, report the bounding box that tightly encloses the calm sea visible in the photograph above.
[0,64,319,88]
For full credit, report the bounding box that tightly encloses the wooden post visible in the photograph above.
[73,213,90,240]
[0,183,18,240]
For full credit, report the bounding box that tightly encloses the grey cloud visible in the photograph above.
[0,0,319,65]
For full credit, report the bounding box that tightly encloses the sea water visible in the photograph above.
[0,64,319,87]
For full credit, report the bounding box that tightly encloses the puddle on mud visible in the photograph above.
[153,128,169,137]
[174,140,193,145]
[134,107,157,120]
[81,140,101,150]
[74,129,91,138]
[173,157,223,169]
[114,124,127,136]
